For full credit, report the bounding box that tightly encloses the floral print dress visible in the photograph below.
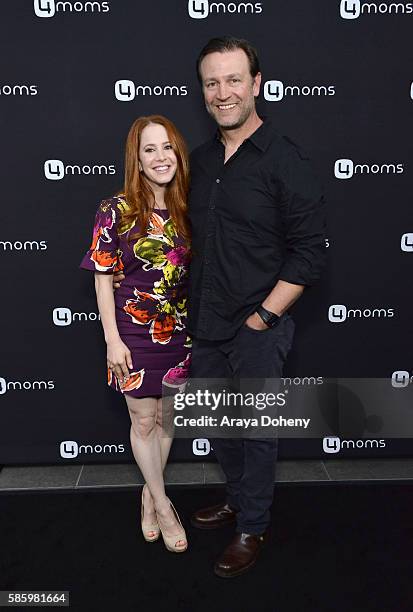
[80,196,191,397]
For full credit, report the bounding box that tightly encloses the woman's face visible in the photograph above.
[138,123,178,189]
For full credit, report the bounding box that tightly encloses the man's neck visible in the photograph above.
[219,111,263,150]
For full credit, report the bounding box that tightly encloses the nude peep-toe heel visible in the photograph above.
[141,485,160,542]
[156,499,188,553]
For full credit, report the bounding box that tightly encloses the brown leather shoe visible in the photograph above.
[190,502,237,530]
[213,530,270,578]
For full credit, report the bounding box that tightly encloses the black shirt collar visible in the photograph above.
[213,115,274,153]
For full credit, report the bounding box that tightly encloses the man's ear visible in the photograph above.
[253,72,262,98]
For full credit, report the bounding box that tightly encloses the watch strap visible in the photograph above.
[256,305,281,328]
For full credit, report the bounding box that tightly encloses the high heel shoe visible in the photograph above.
[156,498,188,553]
[141,485,160,542]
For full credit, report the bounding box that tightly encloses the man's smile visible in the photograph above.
[216,103,237,110]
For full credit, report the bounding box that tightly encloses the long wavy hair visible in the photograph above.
[117,115,190,243]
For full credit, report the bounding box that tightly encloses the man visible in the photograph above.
[186,36,326,578]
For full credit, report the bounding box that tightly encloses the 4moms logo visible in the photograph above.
[114,80,188,102]
[264,80,335,102]
[328,305,395,322]
[323,436,386,453]
[0,240,47,251]
[401,233,413,252]
[328,304,394,323]
[0,376,55,395]
[282,376,324,386]
[192,438,211,456]
[60,440,125,458]
[44,159,116,180]
[391,371,413,388]
[187,0,263,18]
[340,1,413,19]
[0,83,38,96]
[334,159,404,178]
[53,307,101,326]
[34,0,110,17]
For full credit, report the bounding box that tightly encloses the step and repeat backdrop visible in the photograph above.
[0,0,412,465]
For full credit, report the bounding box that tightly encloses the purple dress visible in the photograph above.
[80,196,191,398]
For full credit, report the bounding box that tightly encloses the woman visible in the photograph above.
[80,115,191,552]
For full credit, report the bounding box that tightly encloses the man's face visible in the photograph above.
[199,49,261,130]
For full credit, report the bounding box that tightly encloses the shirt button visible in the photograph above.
[216,178,220,183]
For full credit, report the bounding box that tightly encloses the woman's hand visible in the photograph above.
[107,338,133,384]
[113,271,125,290]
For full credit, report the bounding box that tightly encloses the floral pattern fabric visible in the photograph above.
[80,196,191,397]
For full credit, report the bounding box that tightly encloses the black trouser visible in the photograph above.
[190,313,295,535]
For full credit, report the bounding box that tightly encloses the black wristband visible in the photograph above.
[256,305,281,328]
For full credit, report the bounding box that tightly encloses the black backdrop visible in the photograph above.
[1,0,412,465]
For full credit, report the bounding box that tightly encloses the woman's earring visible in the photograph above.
[138,162,143,172]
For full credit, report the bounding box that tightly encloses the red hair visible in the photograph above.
[117,115,190,243]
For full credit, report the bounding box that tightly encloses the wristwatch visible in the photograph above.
[256,305,281,328]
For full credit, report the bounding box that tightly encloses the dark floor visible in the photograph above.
[1,482,413,612]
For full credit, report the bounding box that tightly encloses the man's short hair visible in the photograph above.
[196,36,260,84]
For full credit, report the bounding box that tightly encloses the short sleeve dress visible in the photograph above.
[80,195,191,398]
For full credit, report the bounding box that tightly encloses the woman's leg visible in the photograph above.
[125,394,186,547]
[156,397,174,469]
[124,395,162,536]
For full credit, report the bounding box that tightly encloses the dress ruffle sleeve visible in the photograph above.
[80,198,124,274]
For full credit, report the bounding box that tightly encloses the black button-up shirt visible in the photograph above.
[187,117,327,341]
